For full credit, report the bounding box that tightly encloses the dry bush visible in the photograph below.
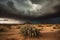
[20,25,41,38]
[0,28,9,32]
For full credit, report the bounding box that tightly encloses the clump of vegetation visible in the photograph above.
[0,28,8,32]
[20,25,41,38]
[53,27,57,29]
[2,25,12,29]
[0,28,5,32]
[53,25,60,29]
[38,25,43,27]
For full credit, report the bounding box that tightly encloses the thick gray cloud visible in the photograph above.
[0,0,60,24]
[13,0,60,17]
[0,0,60,17]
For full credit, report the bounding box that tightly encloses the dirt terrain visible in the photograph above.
[0,24,60,40]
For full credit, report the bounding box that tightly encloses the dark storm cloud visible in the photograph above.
[0,0,60,17]
[30,0,45,4]
[0,0,60,24]
[12,0,60,17]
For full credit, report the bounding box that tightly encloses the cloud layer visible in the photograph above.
[0,0,60,24]
[0,0,60,17]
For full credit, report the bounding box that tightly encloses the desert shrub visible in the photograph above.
[53,27,57,29]
[3,25,11,29]
[38,25,43,27]
[55,25,60,29]
[17,26,21,29]
[0,28,5,32]
[0,28,8,32]
[20,25,41,38]
[53,26,60,29]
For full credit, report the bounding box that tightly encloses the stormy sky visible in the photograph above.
[0,0,60,24]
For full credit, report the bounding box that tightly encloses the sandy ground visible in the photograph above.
[0,24,60,40]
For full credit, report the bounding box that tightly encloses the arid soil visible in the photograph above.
[0,24,60,40]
